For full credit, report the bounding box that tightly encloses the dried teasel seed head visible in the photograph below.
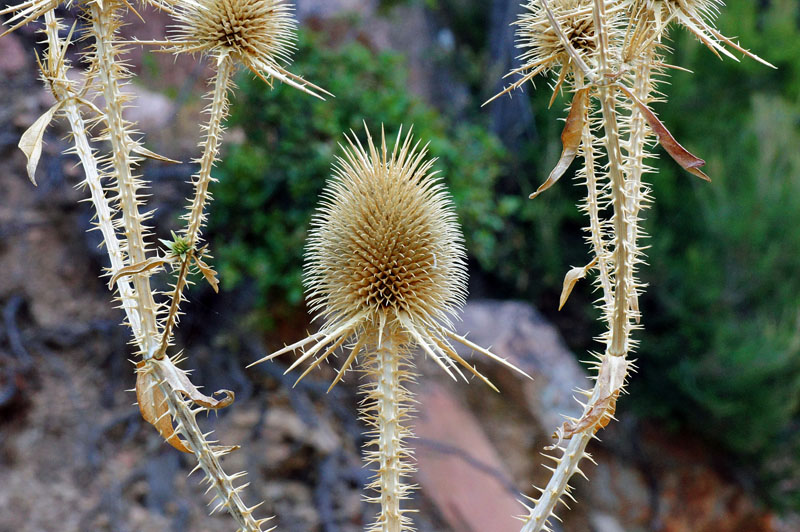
[305,126,467,337]
[253,126,529,389]
[167,0,327,96]
[171,0,294,63]
[515,0,598,81]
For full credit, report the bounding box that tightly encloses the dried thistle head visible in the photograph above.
[485,0,624,105]
[516,0,598,78]
[166,0,327,97]
[632,0,774,67]
[252,126,528,389]
[306,126,467,341]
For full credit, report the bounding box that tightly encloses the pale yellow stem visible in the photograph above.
[376,340,404,532]
[90,1,160,357]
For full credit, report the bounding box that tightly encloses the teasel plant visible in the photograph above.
[127,0,330,355]
[2,0,323,529]
[486,0,774,530]
[250,125,530,532]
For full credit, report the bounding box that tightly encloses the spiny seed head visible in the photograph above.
[252,127,528,389]
[515,0,598,80]
[166,0,328,97]
[170,0,295,67]
[305,126,467,337]
[656,0,723,20]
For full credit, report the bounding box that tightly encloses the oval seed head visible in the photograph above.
[305,126,467,339]
[168,0,327,97]
[515,0,598,82]
[251,126,529,389]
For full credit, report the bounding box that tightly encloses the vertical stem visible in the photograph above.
[593,0,631,358]
[577,75,614,313]
[42,10,142,341]
[183,55,234,248]
[89,1,160,357]
[157,56,234,356]
[363,338,412,532]
[377,341,403,532]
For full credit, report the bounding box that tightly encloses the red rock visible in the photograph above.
[413,382,523,532]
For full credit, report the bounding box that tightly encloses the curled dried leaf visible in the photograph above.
[530,88,590,199]
[559,257,597,311]
[620,85,711,181]
[153,356,234,410]
[18,101,63,185]
[194,255,219,293]
[108,257,169,289]
[553,354,629,442]
[136,362,193,453]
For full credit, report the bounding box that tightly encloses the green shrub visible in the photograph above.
[631,0,800,508]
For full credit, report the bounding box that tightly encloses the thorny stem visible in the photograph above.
[42,10,142,340]
[377,341,403,532]
[623,56,654,321]
[43,8,270,530]
[89,0,160,357]
[183,54,234,248]
[156,364,269,532]
[362,338,413,532]
[520,3,642,530]
[577,75,613,310]
[159,55,234,354]
[593,0,631,358]
[157,252,191,357]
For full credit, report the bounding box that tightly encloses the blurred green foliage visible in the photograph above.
[632,0,800,508]
[210,0,800,509]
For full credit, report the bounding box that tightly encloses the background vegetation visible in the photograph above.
[209,0,800,511]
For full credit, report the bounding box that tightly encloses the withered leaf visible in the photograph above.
[193,255,219,293]
[559,257,597,311]
[555,354,629,441]
[108,257,169,289]
[621,86,711,182]
[132,144,181,165]
[530,87,590,199]
[18,101,64,185]
[136,361,193,453]
[555,391,619,440]
[153,356,234,410]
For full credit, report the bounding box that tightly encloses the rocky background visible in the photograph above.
[1,1,799,531]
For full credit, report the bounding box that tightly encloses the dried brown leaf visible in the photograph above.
[18,101,63,185]
[556,354,629,440]
[136,362,193,453]
[621,85,711,181]
[153,356,234,410]
[559,257,597,311]
[108,256,169,289]
[193,255,219,293]
[530,88,590,199]
[132,144,181,164]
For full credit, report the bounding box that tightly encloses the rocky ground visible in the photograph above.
[1,2,798,532]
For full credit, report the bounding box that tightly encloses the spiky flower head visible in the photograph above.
[486,0,614,104]
[630,0,773,67]
[306,126,466,337]
[252,126,528,389]
[516,0,597,75]
[167,0,327,97]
